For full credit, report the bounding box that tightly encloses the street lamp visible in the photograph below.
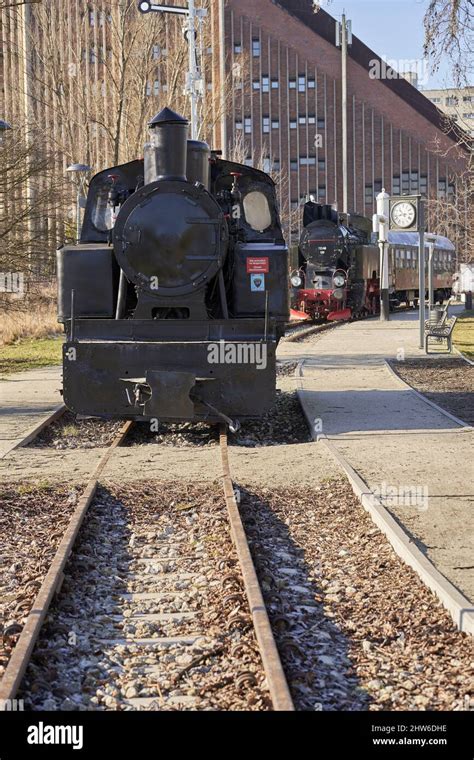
[425,234,436,313]
[66,163,92,242]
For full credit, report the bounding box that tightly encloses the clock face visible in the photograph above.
[391,201,416,229]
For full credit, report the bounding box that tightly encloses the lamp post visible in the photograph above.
[425,234,436,313]
[66,163,92,242]
[375,188,390,321]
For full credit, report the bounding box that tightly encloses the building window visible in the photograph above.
[445,96,458,106]
[153,80,159,96]
[438,178,447,196]
[298,116,306,125]
[393,176,401,195]
[308,115,316,124]
[273,159,280,171]
[463,112,474,118]
[290,159,298,170]
[318,159,325,171]
[234,42,242,54]
[318,185,326,198]
[252,38,260,57]
[365,185,374,204]
[271,79,279,89]
[430,97,441,103]
[262,76,269,93]
[262,157,271,173]
[152,44,161,60]
[244,157,253,167]
[298,75,306,92]
[89,8,95,25]
[289,79,296,89]
[252,79,260,90]
[420,175,428,196]
[290,120,297,129]
[308,78,316,89]
[317,117,325,129]
[463,95,473,102]
[299,156,316,166]
[271,119,279,129]
[410,171,418,192]
[235,120,243,131]
[262,116,270,133]
[401,171,410,193]
[244,117,252,134]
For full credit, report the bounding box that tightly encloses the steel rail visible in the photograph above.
[0,420,133,705]
[1,403,67,460]
[219,426,294,711]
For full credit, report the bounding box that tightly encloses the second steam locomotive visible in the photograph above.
[290,199,455,321]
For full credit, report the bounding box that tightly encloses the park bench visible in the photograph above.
[425,315,457,354]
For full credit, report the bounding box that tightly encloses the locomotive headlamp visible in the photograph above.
[333,272,346,288]
[332,287,344,300]
[290,274,302,288]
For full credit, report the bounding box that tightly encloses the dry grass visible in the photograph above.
[453,309,474,359]
[0,283,61,346]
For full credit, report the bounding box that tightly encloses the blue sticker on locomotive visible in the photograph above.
[250,273,265,292]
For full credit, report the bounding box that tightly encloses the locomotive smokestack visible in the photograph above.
[144,107,188,184]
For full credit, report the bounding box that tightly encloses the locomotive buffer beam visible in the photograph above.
[122,370,197,419]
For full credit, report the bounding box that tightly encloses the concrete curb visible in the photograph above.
[384,360,473,430]
[295,367,474,635]
[453,346,474,366]
[0,403,66,459]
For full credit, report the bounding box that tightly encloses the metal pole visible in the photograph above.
[341,13,348,214]
[418,200,425,349]
[76,189,81,243]
[187,0,198,140]
[380,240,389,320]
[218,0,227,156]
[428,242,434,311]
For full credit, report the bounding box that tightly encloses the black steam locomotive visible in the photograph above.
[57,107,289,429]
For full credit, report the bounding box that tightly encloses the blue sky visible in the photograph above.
[320,0,457,89]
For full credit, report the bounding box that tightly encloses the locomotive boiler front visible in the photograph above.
[113,108,228,320]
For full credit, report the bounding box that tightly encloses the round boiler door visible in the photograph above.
[114,182,226,294]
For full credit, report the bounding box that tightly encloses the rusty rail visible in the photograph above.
[0,421,133,705]
[219,426,294,711]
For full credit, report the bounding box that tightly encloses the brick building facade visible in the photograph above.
[211,0,469,242]
[1,0,470,252]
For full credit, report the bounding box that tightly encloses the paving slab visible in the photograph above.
[0,366,62,458]
[278,309,474,602]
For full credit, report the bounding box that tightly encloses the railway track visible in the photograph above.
[0,419,293,711]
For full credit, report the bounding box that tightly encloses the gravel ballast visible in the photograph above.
[19,481,270,711]
[239,479,473,712]
[389,357,473,425]
[0,484,76,678]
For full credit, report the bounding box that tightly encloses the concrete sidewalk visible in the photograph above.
[0,366,62,458]
[278,308,474,602]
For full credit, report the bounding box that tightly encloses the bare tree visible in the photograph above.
[423,0,474,85]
